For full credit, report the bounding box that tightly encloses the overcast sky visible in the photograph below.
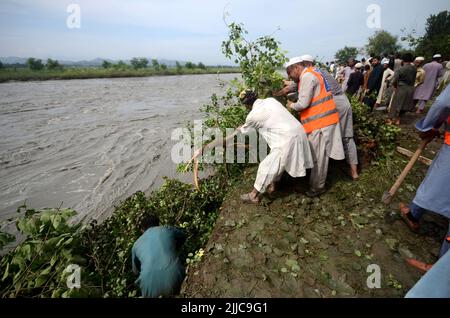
[0,0,448,64]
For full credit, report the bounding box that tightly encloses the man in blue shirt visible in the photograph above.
[132,214,186,297]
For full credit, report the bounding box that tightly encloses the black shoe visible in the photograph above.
[305,188,327,198]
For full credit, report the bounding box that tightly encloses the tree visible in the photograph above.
[222,22,286,97]
[160,63,167,70]
[334,46,359,64]
[175,61,183,74]
[0,61,3,70]
[46,58,62,70]
[198,62,206,70]
[26,58,44,71]
[113,60,127,70]
[130,57,148,69]
[365,30,401,57]
[415,10,450,58]
[151,59,160,71]
[175,61,182,73]
[102,60,112,69]
[185,61,196,69]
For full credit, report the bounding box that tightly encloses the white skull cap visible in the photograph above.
[300,54,315,62]
[284,56,303,68]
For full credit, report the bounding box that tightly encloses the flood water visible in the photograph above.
[0,73,237,224]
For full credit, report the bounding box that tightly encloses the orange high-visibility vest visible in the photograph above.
[298,67,339,134]
[445,116,450,146]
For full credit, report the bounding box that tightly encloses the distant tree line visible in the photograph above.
[24,58,63,71]
[333,10,450,64]
[0,56,217,72]
[101,58,208,71]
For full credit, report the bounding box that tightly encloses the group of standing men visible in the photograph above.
[334,53,449,125]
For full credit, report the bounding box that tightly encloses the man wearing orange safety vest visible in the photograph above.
[286,55,345,197]
[399,83,450,271]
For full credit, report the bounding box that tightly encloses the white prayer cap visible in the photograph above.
[433,54,442,58]
[415,56,425,62]
[354,63,363,69]
[284,56,303,68]
[381,58,390,65]
[300,54,315,62]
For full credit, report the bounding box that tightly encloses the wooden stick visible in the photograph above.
[184,127,242,172]
[384,139,428,203]
[396,146,433,166]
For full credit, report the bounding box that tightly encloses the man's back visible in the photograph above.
[132,226,186,297]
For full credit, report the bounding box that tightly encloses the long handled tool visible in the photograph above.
[381,139,428,205]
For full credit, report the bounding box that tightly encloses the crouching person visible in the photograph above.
[132,214,186,297]
[239,89,314,203]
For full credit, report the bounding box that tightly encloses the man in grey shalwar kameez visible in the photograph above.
[388,53,417,125]
[285,56,345,197]
[400,84,450,266]
[414,54,444,112]
[303,56,359,180]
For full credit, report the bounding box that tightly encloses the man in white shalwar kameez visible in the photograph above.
[238,90,314,203]
[286,56,345,197]
[374,58,395,108]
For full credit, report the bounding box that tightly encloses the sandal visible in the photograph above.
[406,258,433,272]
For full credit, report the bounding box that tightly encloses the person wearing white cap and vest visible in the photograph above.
[285,56,345,197]
[374,58,395,109]
[275,55,359,180]
[414,54,444,113]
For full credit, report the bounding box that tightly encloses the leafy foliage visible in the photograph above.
[349,95,401,159]
[0,231,15,249]
[26,58,44,71]
[113,60,128,70]
[130,58,148,69]
[150,59,159,71]
[365,30,401,57]
[221,22,287,97]
[403,10,450,58]
[334,46,359,64]
[0,205,98,298]
[185,62,196,69]
[102,60,113,69]
[46,59,62,71]
[176,61,183,73]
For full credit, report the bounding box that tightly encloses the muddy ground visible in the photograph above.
[180,111,447,298]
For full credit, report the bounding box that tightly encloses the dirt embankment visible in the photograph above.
[181,112,447,298]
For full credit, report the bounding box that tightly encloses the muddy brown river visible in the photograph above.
[0,74,237,225]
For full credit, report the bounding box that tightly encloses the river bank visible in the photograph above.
[181,111,446,298]
[0,82,443,297]
[0,67,240,83]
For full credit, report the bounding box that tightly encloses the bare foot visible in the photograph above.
[266,183,276,195]
[240,192,260,204]
[350,165,359,181]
